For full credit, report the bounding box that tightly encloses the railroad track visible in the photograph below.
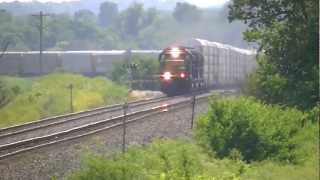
[0,95,179,146]
[0,89,236,160]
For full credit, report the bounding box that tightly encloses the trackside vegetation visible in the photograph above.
[108,55,160,90]
[229,0,319,110]
[0,73,129,128]
[196,97,315,163]
[69,97,319,180]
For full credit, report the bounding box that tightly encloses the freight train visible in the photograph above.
[159,39,257,96]
[0,50,160,76]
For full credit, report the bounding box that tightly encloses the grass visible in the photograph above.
[0,73,130,128]
[68,97,319,180]
[69,136,318,180]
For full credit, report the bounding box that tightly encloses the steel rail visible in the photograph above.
[0,96,167,135]
[0,89,237,160]
[0,95,188,146]
[0,95,202,159]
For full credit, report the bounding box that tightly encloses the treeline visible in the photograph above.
[0,1,249,51]
[230,0,319,109]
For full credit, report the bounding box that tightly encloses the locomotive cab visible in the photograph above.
[159,47,204,96]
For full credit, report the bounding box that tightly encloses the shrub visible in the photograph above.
[196,97,306,163]
[69,139,208,180]
[0,76,31,108]
[108,55,159,90]
[69,137,318,180]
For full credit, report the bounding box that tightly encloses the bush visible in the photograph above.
[69,135,318,180]
[69,97,318,179]
[108,55,159,90]
[196,97,307,163]
[69,139,206,180]
[0,76,31,108]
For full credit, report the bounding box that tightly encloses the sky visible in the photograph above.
[0,0,230,7]
[184,0,230,7]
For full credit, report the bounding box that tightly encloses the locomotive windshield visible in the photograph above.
[159,53,187,72]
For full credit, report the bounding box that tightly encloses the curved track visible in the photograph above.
[0,89,236,160]
[0,96,176,145]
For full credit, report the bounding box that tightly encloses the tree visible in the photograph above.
[122,2,144,37]
[72,20,98,40]
[98,1,118,28]
[74,9,96,23]
[97,28,121,50]
[0,9,12,23]
[0,10,16,51]
[141,8,157,27]
[173,2,202,24]
[229,0,319,109]
[46,14,74,50]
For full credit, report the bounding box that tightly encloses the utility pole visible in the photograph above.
[69,84,74,113]
[191,95,196,129]
[190,61,196,129]
[122,102,128,153]
[32,11,49,74]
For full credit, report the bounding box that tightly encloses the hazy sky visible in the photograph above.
[0,0,230,7]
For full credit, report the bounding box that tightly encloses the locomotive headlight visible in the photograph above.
[180,72,186,78]
[170,47,180,58]
[163,72,172,80]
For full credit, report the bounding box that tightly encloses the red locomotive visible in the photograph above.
[158,39,257,96]
[159,46,205,96]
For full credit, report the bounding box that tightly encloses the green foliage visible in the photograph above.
[68,97,318,179]
[229,0,319,109]
[173,2,202,24]
[109,55,159,89]
[0,2,250,51]
[98,1,118,27]
[243,120,318,180]
[0,9,12,23]
[69,139,243,180]
[243,55,289,105]
[196,97,311,163]
[121,2,144,37]
[74,9,96,23]
[69,133,318,179]
[0,73,128,128]
[0,76,31,108]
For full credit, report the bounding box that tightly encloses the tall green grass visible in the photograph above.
[69,139,248,180]
[69,97,319,180]
[0,76,32,108]
[0,73,129,128]
[69,137,318,180]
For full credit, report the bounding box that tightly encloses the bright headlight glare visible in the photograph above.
[170,47,180,58]
[163,72,172,80]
